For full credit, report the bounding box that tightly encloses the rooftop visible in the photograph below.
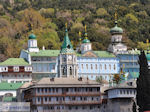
[0,58,29,66]
[29,50,60,57]
[94,51,116,58]
[0,83,23,90]
[27,77,100,88]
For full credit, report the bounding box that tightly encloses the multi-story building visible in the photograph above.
[0,58,32,83]
[101,79,137,112]
[20,77,101,112]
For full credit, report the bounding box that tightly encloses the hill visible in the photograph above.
[0,0,150,60]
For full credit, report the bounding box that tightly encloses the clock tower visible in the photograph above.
[57,27,78,78]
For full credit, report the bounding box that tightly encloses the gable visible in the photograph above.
[82,51,98,57]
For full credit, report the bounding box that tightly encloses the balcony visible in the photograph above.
[35,92,100,97]
[35,101,101,105]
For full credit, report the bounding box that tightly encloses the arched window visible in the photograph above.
[70,67,72,75]
[109,64,111,70]
[91,64,93,69]
[114,64,116,70]
[100,64,102,69]
[86,64,88,69]
[95,64,97,69]
[82,64,84,69]
[105,64,107,70]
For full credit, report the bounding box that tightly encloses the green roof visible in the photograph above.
[82,33,90,43]
[30,50,60,57]
[0,58,29,66]
[110,21,123,34]
[60,29,74,54]
[82,39,90,43]
[29,34,36,39]
[94,51,116,58]
[29,50,115,58]
[0,83,23,90]
[3,96,16,102]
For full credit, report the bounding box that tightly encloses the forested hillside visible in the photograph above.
[0,0,150,60]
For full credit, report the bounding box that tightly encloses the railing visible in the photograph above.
[35,100,101,105]
[35,92,100,97]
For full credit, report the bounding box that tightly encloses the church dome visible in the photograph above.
[82,33,90,43]
[29,34,36,39]
[82,39,90,43]
[110,21,123,34]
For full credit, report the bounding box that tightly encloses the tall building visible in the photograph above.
[57,28,78,78]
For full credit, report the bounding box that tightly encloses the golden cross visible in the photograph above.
[65,23,67,29]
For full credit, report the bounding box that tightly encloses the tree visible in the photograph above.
[132,101,137,112]
[113,74,122,84]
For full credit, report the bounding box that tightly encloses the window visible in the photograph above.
[56,88,58,92]
[49,97,51,101]
[109,64,111,70]
[38,97,40,102]
[91,64,93,69]
[95,64,97,69]
[38,88,40,93]
[114,64,116,70]
[46,88,49,93]
[86,64,88,69]
[45,97,47,102]
[70,67,72,75]
[120,90,122,94]
[100,64,102,69]
[82,64,84,69]
[49,88,51,92]
[105,64,107,70]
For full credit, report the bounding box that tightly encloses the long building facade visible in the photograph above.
[0,19,140,83]
[21,77,101,112]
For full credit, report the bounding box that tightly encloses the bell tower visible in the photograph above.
[28,33,39,52]
[80,25,92,54]
[57,24,78,78]
[108,12,127,54]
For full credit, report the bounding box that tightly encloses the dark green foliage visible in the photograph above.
[0,0,150,61]
[132,101,137,112]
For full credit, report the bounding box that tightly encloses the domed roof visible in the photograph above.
[29,34,36,39]
[110,21,123,34]
[82,39,90,43]
[82,33,90,43]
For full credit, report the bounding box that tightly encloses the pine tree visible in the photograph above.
[132,101,136,112]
